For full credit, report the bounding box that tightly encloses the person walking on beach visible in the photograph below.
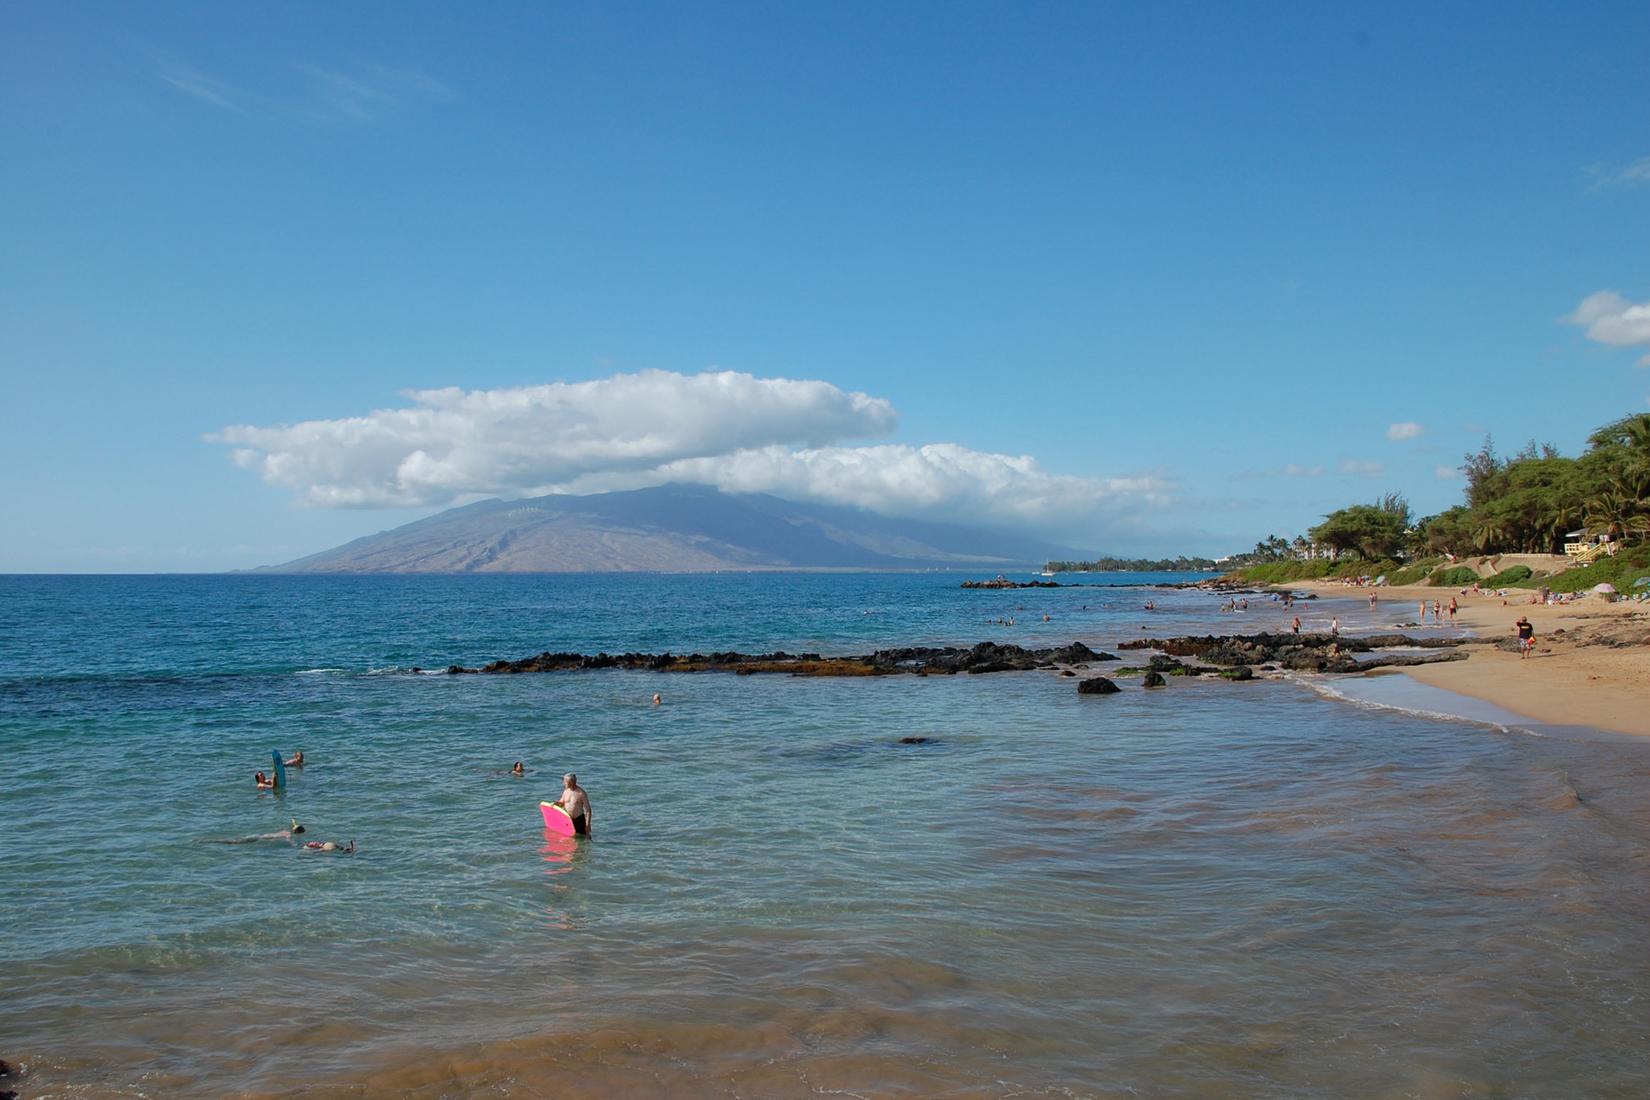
[1515,616,1535,659]
[554,773,592,835]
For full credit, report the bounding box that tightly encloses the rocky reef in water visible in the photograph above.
[1117,632,1467,674]
[432,632,1465,679]
[436,641,1117,677]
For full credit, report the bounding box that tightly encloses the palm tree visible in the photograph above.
[1472,515,1508,554]
[1584,488,1637,544]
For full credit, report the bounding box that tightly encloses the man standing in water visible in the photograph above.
[555,773,592,835]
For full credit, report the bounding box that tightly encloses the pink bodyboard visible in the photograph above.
[540,801,576,837]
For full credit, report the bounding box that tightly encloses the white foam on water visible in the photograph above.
[1291,670,1540,735]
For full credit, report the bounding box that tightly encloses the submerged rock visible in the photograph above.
[1142,671,1166,688]
[1077,677,1120,695]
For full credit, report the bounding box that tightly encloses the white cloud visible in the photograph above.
[213,371,895,507]
[157,63,245,114]
[1340,459,1384,477]
[298,62,451,122]
[210,370,1166,530]
[1434,465,1459,480]
[1386,421,1423,441]
[1566,290,1650,348]
[650,444,1171,527]
[1587,156,1650,190]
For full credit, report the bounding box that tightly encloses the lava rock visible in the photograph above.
[1077,677,1121,695]
[1142,671,1166,688]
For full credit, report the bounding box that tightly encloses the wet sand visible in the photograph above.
[1296,580,1650,736]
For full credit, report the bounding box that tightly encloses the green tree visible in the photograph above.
[1310,502,1408,561]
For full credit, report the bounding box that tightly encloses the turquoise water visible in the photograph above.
[4,573,1650,1098]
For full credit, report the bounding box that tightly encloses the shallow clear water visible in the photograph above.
[3,573,1649,1098]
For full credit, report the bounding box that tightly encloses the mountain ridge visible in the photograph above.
[256,485,1077,573]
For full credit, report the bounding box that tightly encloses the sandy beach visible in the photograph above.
[1296,579,1650,736]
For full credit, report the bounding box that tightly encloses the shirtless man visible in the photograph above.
[555,773,592,835]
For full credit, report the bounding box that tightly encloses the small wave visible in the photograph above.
[295,667,348,676]
[1287,672,1540,736]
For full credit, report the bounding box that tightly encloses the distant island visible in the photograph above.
[1044,556,1219,573]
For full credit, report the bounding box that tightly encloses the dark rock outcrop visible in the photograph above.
[449,640,1119,678]
[1142,671,1166,688]
[441,632,1464,682]
[961,578,1064,589]
[1118,631,1468,674]
[1077,677,1120,695]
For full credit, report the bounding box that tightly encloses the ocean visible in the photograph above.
[4,572,1649,1098]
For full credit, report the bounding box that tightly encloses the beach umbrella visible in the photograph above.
[1634,576,1650,588]
[1593,583,1617,594]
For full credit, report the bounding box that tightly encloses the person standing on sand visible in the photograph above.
[554,773,592,835]
[1292,615,1301,635]
[1515,616,1535,659]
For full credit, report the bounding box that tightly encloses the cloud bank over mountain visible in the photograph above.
[211,369,1167,533]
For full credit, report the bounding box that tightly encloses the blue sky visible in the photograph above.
[3,1,1647,571]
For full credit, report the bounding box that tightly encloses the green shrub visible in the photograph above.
[1386,557,1442,586]
[1232,556,1437,586]
[1533,545,1650,593]
[1231,559,1333,584]
[1342,558,1401,580]
[1480,564,1533,587]
[1431,565,1479,587]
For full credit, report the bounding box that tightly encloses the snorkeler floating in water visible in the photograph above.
[212,819,306,844]
[303,839,355,854]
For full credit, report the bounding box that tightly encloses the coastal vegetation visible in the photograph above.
[1045,554,1218,573]
[1222,411,1650,587]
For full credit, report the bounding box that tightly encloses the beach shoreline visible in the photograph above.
[1288,579,1650,737]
